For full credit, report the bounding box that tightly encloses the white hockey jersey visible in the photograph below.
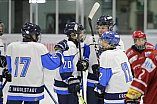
[53,40,81,95]
[6,42,64,101]
[99,49,132,103]
[85,35,100,87]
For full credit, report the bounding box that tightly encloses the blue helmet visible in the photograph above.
[97,15,114,26]
[101,31,120,45]
[21,22,41,42]
[64,22,84,35]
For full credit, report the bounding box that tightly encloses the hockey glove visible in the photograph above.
[83,44,90,60]
[92,64,99,76]
[2,68,11,82]
[94,83,105,99]
[77,59,89,71]
[124,99,140,104]
[54,39,69,52]
[0,55,7,68]
[68,78,80,96]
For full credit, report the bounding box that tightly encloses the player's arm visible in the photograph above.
[41,39,69,70]
[94,67,113,99]
[41,51,64,70]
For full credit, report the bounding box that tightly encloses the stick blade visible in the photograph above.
[88,2,100,19]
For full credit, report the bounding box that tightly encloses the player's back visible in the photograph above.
[6,42,48,100]
[101,49,132,93]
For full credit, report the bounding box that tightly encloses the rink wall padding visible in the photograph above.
[0,34,157,54]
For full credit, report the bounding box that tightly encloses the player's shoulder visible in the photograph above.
[126,46,135,57]
[145,42,155,50]
[101,49,114,57]
[7,41,20,47]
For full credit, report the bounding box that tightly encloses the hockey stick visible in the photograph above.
[44,85,58,104]
[2,80,7,89]
[74,24,85,99]
[88,2,100,66]
[77,92,87,104]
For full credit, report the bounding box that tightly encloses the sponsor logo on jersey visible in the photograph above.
[126,88,141,99]
[141,58,156,73]
[129,55,138,64]
[145,51,151,57]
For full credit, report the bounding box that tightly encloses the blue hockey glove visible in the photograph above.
[83,44,90,60]
[124,99,140,104]
[54,39,69,52]
[2,68,12,82]
[94,83,105,99]
[68,78,80,96]
[0,55,7,68]
[92,64,99,76]
[77,59,89,71]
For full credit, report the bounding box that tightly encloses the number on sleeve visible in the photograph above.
[121,62,132,82]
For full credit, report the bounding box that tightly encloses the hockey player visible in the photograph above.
[86,15,125,104]
[53,22,89,104]
[94,31,133,104]
[125,50,157,104]
[126,31,155,78]
[5,22,69,104]
[0,20,7,104]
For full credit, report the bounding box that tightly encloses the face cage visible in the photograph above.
[134,38,147,50]
[70,29,87,42]
[37,34,41,43]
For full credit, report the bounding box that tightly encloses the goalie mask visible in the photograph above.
[99,31,120,51]
[0,20,5,36]
[21,22,41,42]
[64,22,86,42]
[132,31,147,50]
[96,15,114,36]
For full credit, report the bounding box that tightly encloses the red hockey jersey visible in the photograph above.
[125,50,157,104]
[126,42,155,76]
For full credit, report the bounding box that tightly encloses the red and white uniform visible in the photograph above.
[126,42,155,76]
[125,50,157,104]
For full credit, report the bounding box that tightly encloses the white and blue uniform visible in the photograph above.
[98,49,132,104]
[86,36,99,88]
[6,42,64,101]
[53,41,80,94]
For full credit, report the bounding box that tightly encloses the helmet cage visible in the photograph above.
[134,38,147,50]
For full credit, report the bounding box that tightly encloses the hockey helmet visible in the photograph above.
[99,31,120,51]
[101,31,120,45]
[132,31,147,50]
[97,15,114,26]
[21,22,41,42]
[64,22,86,42]
[0,20,5,36]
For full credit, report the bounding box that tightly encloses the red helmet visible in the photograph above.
[132,31,146,39]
